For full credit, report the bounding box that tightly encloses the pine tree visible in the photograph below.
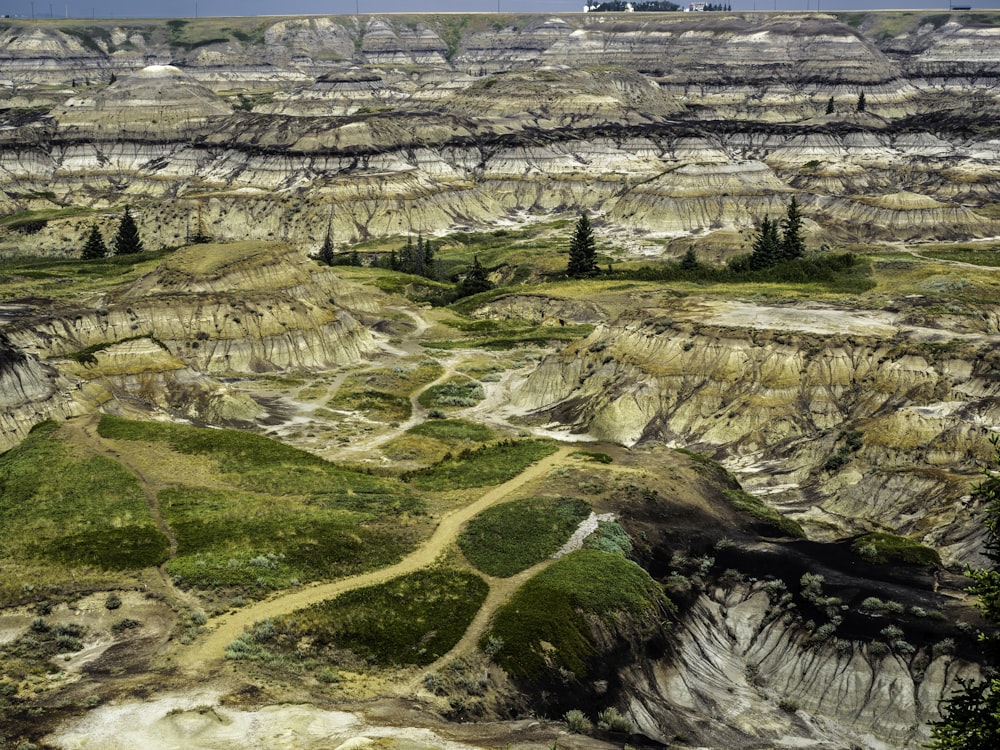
[680,245,700,271]
[567,213,598,277]
[749,215,780,271]
[318,230,335,266]
[856,90,866,113]
[423,237,435,279]
[825,96,835,115]
[112,206,143,255]
[929,438,1000,749]
[457,255,493,298]
[81,223,107,260]
[779,196,806,261]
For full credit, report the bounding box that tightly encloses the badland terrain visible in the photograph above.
[1,9,1000,750]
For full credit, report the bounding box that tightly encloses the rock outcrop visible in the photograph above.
[2,12,1000,254]
[511,299,1000,565]
[0,242,378,449]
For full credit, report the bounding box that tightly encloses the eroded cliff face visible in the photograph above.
[2,13,1000,255]
[623,585,979,750]
[511,299,1000,565]
[0,242,378,450]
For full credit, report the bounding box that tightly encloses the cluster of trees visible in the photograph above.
[746,197,806,271]
[80,206,144,259]
[824,91,867,115]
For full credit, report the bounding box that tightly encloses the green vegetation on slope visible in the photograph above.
[722,488,805,539]
[418,376,485,409]
[0,422,169,605]
[98,414,420,510]
[403,439,557,490]
[852,532,942,567]
[328,358,444,423]
[160,487,418,588]
[459,497,591,577]
[407,418,496,443]
[235,569,488,668]
[97,415,428,592]
[485,549,671,680]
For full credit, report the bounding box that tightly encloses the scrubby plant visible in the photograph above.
[564,709,592,734]
[104,592,121,610]
[597,707,635,733]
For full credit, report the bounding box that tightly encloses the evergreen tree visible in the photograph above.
[81,223,107,260]
[112,206,144,255]
[825,96,835,115]
[779,196,806,261]
[856,90,866,112]
[423,237,436,278]
[349,249,361,267]
[456,255,493,298]
[318,230,335,266]
[680,245,700,271]
[567,213,598,277]
[749,215,781,271]
[929,439,1000,749]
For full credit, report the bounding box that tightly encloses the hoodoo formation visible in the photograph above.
[1,11,1000,750]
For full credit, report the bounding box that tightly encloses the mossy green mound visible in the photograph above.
[459,496,591,577]
[485,549,671,681]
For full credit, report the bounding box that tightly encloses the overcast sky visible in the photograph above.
[0,0,984,21]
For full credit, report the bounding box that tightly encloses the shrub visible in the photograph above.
[597,707,635,733]
[105,592,122,610]
[564,709,592,734]
[316,667,340,684]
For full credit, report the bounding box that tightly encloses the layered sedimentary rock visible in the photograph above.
[0,242,377,449]
[2,12,1000,255]
[509,299,1000,564]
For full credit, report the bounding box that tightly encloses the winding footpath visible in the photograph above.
[175,445,574,672]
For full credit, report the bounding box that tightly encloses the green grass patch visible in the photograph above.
[406,419,495,444]
[97,415,419,509]
[94,416,428,591]
[0,249,174,302]
[262,569,488,667]
[417,376,485,409]
[485,550,671,681]
[606,252,874,295]
[403,439,557,491]
[0,422,169,604]
[917,248,1000,267]
[721,489,805,539]
[851,532,942,567]
[160,487,418,588]
[328,358,443,422]
[424,323,594,351]
[459,497,591,577]
[571,450,613,464]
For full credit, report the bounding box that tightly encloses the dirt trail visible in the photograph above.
[175,446,574,672]
[60,414,201,611]
[409,558,554,688]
